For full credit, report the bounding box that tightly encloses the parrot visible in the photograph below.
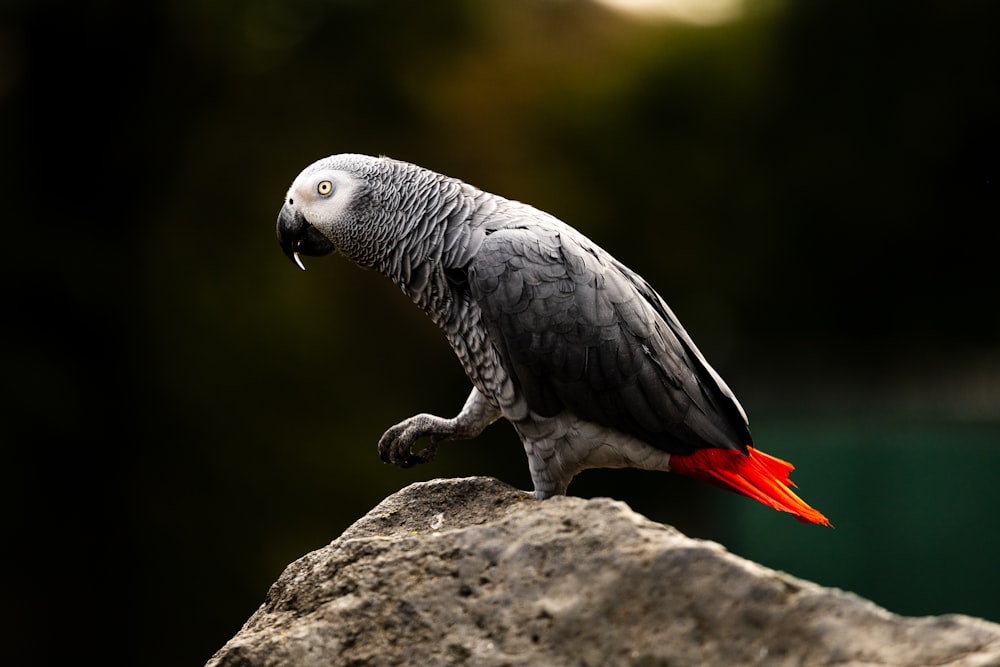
[276,153,830,526]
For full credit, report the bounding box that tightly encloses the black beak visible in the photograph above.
[276,204,335,270]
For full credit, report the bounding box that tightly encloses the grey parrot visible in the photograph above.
[276,154,829,525]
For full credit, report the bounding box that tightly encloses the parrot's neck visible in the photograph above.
[377,179,510,398]
[378,178,475,316]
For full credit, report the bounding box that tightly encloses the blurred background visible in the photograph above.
[3,0,998,664]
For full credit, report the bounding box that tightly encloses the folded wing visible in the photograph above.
[468,222,751,456]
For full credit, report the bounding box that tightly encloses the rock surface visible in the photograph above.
[207,477,1000,667]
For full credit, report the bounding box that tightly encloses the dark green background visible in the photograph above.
[4,1,998,664]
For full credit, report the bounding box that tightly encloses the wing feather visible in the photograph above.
[469,221,750,455]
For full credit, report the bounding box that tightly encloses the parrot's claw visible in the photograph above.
[380,437,438,468]
[378,415,448,468]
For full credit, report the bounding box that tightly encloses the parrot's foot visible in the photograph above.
[529,479,569,500]
[379,390,503,469]
[378,414,453,468]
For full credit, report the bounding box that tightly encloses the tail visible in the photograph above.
[670,446,832,526]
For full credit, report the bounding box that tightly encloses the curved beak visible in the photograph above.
[276,204,335,270]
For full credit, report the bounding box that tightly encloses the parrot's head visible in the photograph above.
[276,154,376,271]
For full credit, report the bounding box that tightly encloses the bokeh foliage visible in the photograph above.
[3,0,998,664]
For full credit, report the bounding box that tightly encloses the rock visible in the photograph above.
[207,477,1000,667]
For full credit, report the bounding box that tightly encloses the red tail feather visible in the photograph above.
[670,446,831,526]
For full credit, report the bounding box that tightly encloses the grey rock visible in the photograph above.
[207,477,1000,667]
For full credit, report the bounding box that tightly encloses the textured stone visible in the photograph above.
[207,477,1000,667]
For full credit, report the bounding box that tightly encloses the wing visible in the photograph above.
[468,221,751,455]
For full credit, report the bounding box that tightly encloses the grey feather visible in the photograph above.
[277,154,752,498]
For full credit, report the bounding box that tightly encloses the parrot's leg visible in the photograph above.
[378,387,502,468]
[516,417,678,500]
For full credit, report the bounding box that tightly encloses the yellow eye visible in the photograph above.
[317,180,333,196]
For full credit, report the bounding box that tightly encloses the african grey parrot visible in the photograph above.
[276,154,829,525]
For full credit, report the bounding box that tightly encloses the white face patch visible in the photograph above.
[285,167,364,238]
